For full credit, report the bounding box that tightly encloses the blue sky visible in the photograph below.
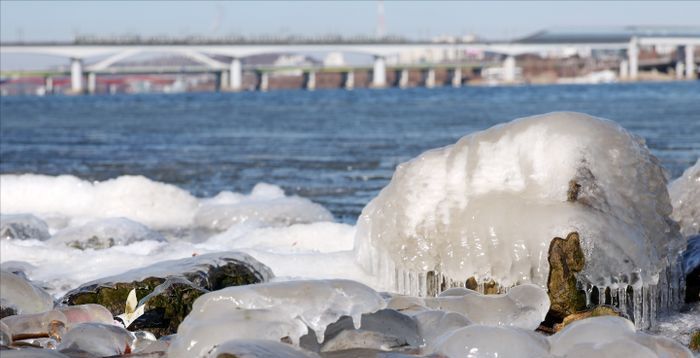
[2,1,699,41]
[1,1,699,70]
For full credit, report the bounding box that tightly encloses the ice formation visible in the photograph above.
[0,214,51,241]
[0,270,55,315]
[669,159,700,237]
[209,339,321,358]
[168,279,386,358]
[195,183,333,231]
[425,283,549,330]
[49,218,166,250]
[434,325,551,357]
[355,112,685,326]
[56,322,135,356]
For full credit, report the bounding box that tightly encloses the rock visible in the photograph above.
[210,339,321,358]
[1,271,55,319]
[0,310,67,342]
[684,235,700,303]
[0,214,51,241]
[50,218,165,250]
[61,252,272,335]
[554,305,625,331]
[690,330,700,352]
[301,309,420,353]
[57,322,135,356]
[546,232,587,322]
[1,320,11,346]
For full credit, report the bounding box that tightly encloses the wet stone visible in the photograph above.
[546,232,587,322]
[684,235,700,303]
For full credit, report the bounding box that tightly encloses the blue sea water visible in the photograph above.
[1,82,699,222]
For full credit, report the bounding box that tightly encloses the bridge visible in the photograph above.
[2,27,699,94]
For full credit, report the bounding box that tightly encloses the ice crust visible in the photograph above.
[355,112,684,311]
[195,183,333,231]
[167,279,386,358]
[210,339,321,358]
[50,218,166,250]
[0,214,51,241]
[0,270,55,315]
[669,159,700,237]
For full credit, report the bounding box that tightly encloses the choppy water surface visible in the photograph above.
[1,82,699,222]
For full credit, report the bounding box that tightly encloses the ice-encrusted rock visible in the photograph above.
[423,283,549,330]
[0,174,199,229]
[0,348,70,357]
[433,325,551,358]
[1,320,11,346]
[0,270,54,318]
[62,252,272,322]
[412,310,472,352]
[548,316,692,358]
[0,310,66,342]
[355,112,685,326]
[57,322,135,356]
[168,279,386,358]
[300,309,420,353]
[210,339,320,358]
[669,159,699,237]
[195,183,333,231]
[50,217,166,250]
[0,214,51,241]
[55,304,114,328]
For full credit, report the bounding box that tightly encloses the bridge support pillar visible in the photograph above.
[627,38,639,80]
[44,76,54,95]
[398,69,409,88]
[305,71,316,91]
[87,73,97,94]
[372,55,387,88]
[424,68,436,88]
[503,56,517,83]
[70,58,84,94]
[258,71,269,92]
[221,71,229,90]
[344,71,354,90]
[214,72,223,92]
[685,44,696,80]
[230,58,242,91]
[619,60,629,79]
[451,67,462,88]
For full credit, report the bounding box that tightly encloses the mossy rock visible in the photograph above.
[465,277,500,294]
[61,252,273,336]
[690,330,700,352]
[64,277,166,315]
[128,277,208,337]
[554,305,625,331]
[546,232,587,322]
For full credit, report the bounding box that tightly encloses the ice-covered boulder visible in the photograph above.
[433,325,551,358]
[355,112,685,326]
[210,339,320,358]
[57,322,135,356]
[168,279,386,358]
[50,217,166,250]
[669,159,700,237]
[424,283,549,330]
[195,183,333,231]
[683,235,700,302]
[0,214,51,241]
[0,270,54,318]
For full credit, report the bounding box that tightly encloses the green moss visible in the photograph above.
[690,331,700,352]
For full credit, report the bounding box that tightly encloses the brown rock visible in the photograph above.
[546,232,587,322]
[554,305,625,331]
